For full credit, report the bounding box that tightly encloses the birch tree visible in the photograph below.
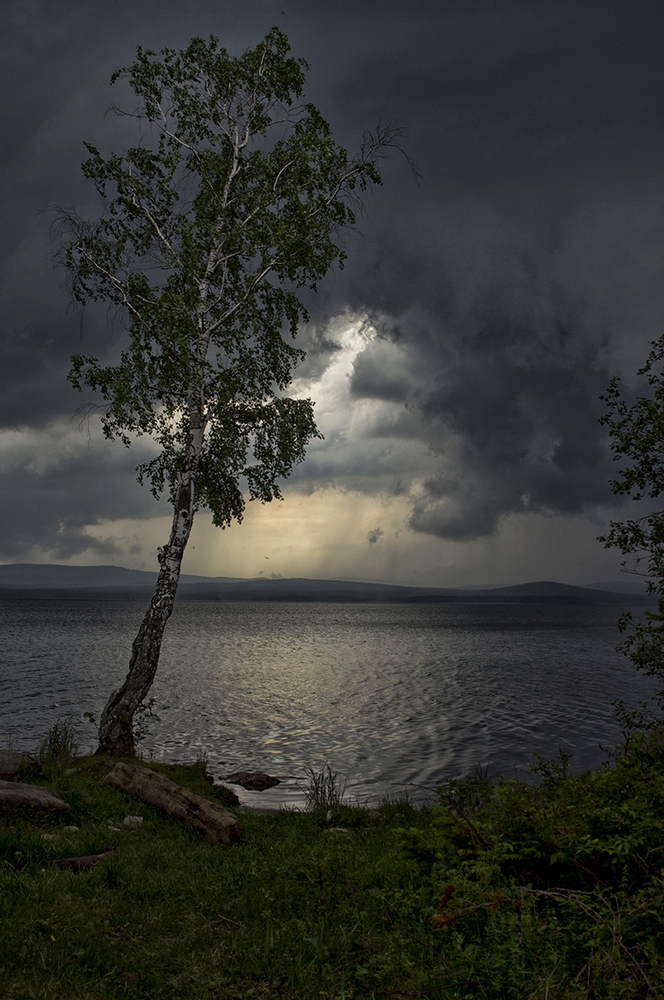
[58,28,392,755]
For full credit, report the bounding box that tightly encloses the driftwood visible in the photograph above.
[47,848,117,872]
[104,762,243,845]
[0,780,70,812]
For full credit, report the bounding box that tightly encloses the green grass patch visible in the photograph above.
[2,736,664,998]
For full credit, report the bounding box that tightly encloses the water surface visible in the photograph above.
[0,600,658,807]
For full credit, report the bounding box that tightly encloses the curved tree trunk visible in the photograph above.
[96,431,201,757]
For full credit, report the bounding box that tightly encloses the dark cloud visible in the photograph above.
[1,0,664,568]
[367,527,384,545]
[0,422,157,559]
[338,196,664,540]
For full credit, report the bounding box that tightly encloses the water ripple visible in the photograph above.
[0,600,658,807]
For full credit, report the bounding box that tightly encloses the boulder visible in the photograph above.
[0,780,70,812]
[0,750,39,776]
[223,770,281,791]
[104,762,242,845]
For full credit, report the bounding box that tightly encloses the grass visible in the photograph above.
[2,728,664,998]
[302,762,348,812]
[37,715,81,768]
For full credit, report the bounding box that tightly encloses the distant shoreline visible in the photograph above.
[0,563,655,605]
[0,588,656,606]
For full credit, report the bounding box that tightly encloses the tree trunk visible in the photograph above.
[96,430,201,757]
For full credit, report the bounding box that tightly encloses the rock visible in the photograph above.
[223,771,281,791]
[104,762,243,845]
[217,785,241,807]
[0,780,71,812]
[0,750,39,776]
[123,815,143,827]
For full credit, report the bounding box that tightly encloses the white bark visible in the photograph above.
[97,423,204,756]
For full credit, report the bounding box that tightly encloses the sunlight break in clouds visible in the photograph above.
[0,316,627,586]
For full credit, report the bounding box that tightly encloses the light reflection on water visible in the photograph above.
[0,600,659,808]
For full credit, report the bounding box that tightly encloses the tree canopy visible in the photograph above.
[62,27,386,526]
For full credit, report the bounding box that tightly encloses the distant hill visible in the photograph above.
[0,563,239,589]
[583,579,650,595]
[0,565,656,605]
[477,581,646,602]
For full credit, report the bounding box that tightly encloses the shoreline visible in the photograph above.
[2,728,664,995]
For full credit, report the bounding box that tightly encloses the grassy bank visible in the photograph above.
[2,727,664,999]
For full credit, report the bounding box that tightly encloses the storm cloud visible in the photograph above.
[345,206,662,540]
[1,0,663,581]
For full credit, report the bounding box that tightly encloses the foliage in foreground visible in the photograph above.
[2,732,664,999]
[600,335,664,697]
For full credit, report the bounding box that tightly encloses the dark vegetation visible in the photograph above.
[2,717,664,998]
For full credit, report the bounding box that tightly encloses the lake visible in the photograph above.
[0,600,659,808]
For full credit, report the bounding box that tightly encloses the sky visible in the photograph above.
[1,0,664,588]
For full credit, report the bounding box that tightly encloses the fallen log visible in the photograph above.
[48,848,117,872]
[104,762,243,845]
[0,780,70,812]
